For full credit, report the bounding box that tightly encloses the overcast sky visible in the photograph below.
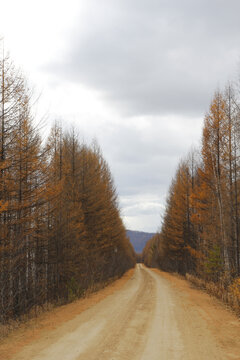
[1,0,240,232]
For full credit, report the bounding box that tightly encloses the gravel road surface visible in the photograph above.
[12,264,238,360]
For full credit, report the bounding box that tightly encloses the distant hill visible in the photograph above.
[126,230,155,253]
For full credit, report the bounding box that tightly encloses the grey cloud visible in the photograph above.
[50,0,240,117]
[94,115,201,199]
[43,0,240,231]
[123,202,163,217]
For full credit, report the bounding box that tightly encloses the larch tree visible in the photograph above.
[0,51,135,323]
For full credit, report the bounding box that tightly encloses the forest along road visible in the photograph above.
[12,264,240,360]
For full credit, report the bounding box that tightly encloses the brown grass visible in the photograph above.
[186,273,240,316]
[151,268,240,360]
[0,268,134,360]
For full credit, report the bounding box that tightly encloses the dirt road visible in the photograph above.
[10,264,240,360]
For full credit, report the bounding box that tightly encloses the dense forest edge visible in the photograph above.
[143,86,240,314]
[0,52,136,326]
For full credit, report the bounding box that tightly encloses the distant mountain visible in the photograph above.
[126,230,155,253]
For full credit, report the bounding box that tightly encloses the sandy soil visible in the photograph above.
[3,264,240,360]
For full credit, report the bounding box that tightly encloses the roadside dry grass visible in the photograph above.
[152,268,240,360]
[186,273,240,316]
[0,268,134,360]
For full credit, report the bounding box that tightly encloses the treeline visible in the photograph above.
[0,54,135,322]
[143,85,240,300]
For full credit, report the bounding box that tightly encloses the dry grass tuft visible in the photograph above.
[0,303,55,340]
[186,274,240,315]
